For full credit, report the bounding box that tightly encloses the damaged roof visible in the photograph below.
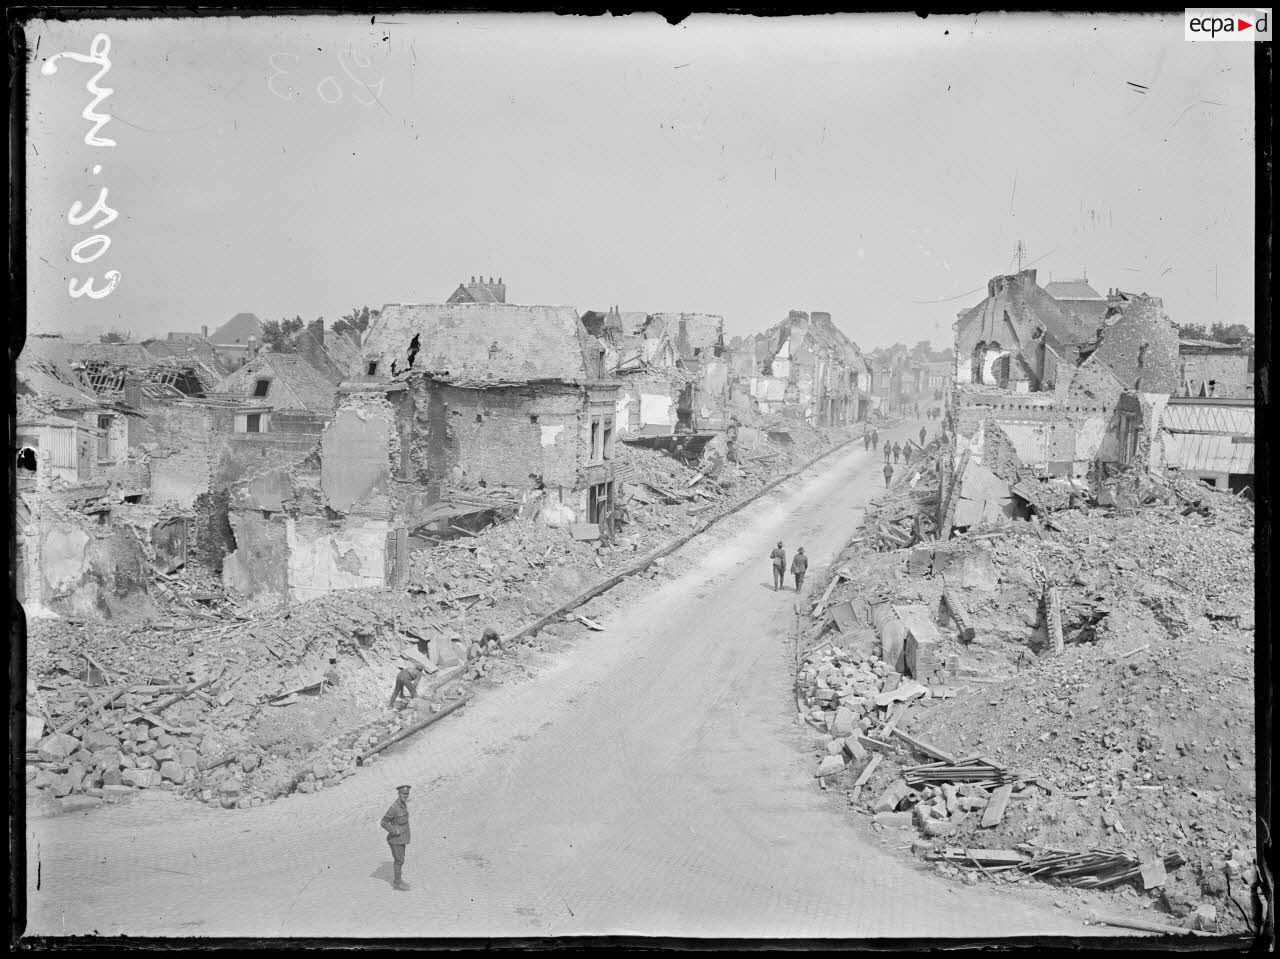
[215,352,339,412]
[1160,402,1254,475]
[363,303,602,385]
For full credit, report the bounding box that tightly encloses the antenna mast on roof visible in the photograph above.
[1014,240,1027,271]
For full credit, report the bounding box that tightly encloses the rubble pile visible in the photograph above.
[27,419,868,815]
[796,448,1258,933]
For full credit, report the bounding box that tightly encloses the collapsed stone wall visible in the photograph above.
[411,381,583,492]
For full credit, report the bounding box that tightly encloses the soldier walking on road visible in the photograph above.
[903,444,913,465]
[883,462,894,488]
[872,429,879,449]
[892,441,901,464]
[791,547,809,592]
[919,426,927,446]
[381,785,412,891]
[388,664,423,709]
[883,442,891,463]
[770,541,786,590]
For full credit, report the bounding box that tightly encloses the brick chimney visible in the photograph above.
[123,376,143,447]
[201,324,208,339]
[302,318,327,373]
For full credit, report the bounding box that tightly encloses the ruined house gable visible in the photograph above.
[1089,296,1180,394]
[955,269,1097,388]
[215,353,338,413]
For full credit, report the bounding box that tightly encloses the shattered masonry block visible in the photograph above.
[873,780,911,814]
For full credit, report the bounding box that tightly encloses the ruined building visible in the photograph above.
[950,268,1251,496]
[748,310,868,425]
[446,275,507,305]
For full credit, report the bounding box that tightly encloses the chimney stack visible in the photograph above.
[201,324,208,340]
[471,276,476,284]
[124,376,143,447]
[248,335,257,359]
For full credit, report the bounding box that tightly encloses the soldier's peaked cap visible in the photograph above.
[396,784,411,791]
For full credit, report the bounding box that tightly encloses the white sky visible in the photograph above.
[25,12,1255,349]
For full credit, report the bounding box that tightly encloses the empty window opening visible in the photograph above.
[475,414,483,424]
[529,414,539,424]
[124,494,143,504]
[488,342,501,360]
[17,448,36,471]
[253,379,271,397]
[97,415,113,459]
[602,417,614,460]
[1136,344,1147,369]
[406,335,420,368]
[367,361,379,376]
[246,413,262,433]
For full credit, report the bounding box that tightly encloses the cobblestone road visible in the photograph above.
[25,428,1109,939]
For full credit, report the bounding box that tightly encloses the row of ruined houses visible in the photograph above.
[15,292,878,619]
[947,270,1254,502]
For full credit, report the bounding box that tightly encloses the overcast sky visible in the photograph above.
[25,12,1255,350]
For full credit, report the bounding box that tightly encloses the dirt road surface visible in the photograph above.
[24,425,1107,939]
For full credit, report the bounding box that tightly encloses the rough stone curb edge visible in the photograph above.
[507,422,889,645]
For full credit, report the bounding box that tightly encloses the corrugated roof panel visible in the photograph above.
[1162,431,1254,473]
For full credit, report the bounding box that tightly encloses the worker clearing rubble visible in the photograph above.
[388,664,424,709]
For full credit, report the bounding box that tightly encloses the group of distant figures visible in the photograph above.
[865,421,939,488]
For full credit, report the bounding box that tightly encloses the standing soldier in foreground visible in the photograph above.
[790,547,809,593]
[919,426,927,446]
[381,784,412,891]
[770,541,787,590]
[883,461,894,488]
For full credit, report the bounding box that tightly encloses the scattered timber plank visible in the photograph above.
[53,687,129,736]
[891,729,956,764]
[449,525,478,538]
[570,613,604,631]
[152,672,223,713]
[878,703,911,740]
[981,784,1014,828]
[1086,912,1207,937]
[852,753,882,788]
[856,734,894,755]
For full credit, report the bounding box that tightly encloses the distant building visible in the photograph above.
[208,313,264,369]
[446,276,507,305]
[357,301,619,528]
[1177,339,1252,398]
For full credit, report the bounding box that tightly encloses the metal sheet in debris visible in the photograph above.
[831,601,859,633]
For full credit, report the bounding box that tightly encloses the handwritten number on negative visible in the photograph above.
[267,53,302,101]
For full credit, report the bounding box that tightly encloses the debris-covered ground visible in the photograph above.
[25,416,868,817]
[794,443,1260,936]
